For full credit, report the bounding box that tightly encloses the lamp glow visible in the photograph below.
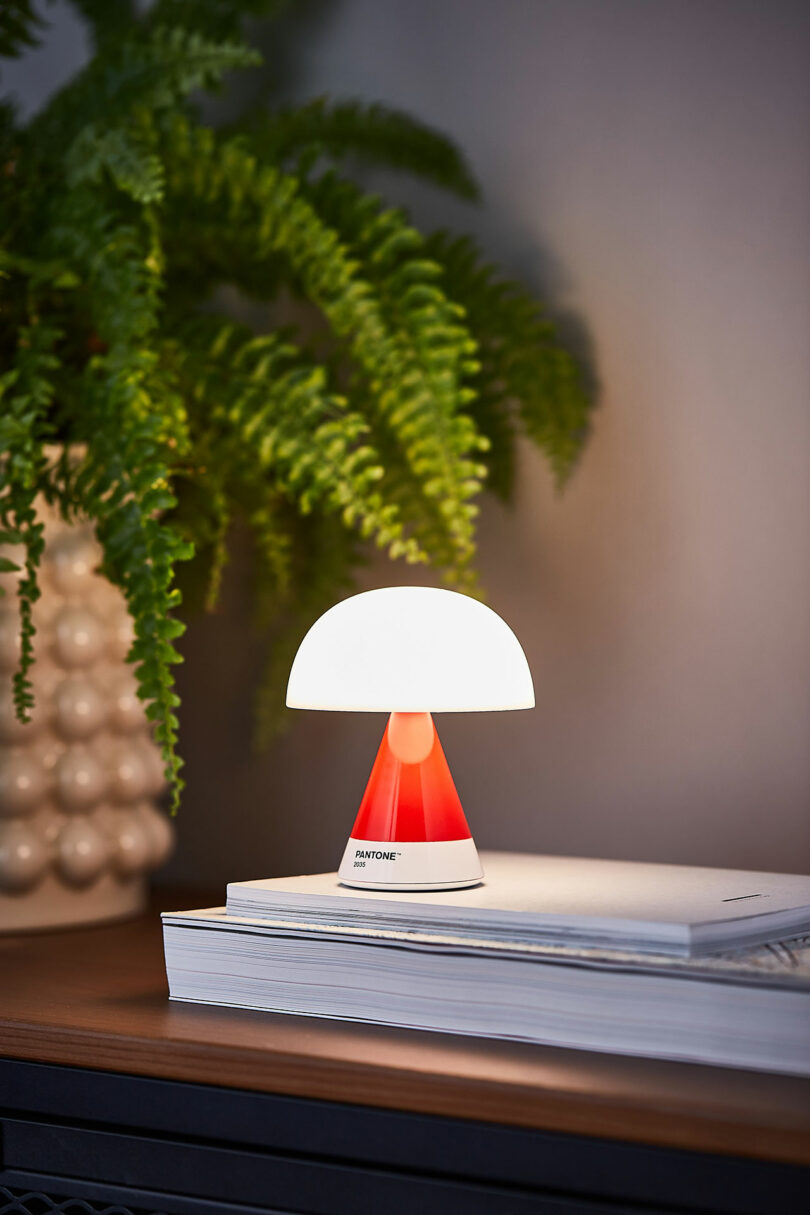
[287,586,534,890]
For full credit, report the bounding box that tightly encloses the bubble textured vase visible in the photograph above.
[0,502,174,931]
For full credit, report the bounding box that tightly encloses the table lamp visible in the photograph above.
[286,586,534,891]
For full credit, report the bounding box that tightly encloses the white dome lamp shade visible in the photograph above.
[287,586,535,891]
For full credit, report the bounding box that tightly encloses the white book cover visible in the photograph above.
[226,852,810,956]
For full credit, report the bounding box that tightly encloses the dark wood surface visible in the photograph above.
[1,887,809,1167]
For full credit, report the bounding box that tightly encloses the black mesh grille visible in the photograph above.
[0,1188,166,1215]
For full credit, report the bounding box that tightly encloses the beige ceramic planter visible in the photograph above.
[0,499,174,931]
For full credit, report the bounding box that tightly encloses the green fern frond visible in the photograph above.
[248,500,293,612]
[0,321,59,718]
[74,390,193,810]
[29,25,261,164]
[254,513,358,745]
[245,99,480,200]
[425,232,592,490]
[44,191,193,809]
[167,318,425,563]
[162,119,486,576]
[67,123,165,203]
[201,480,230,613]
[302,171,489,571]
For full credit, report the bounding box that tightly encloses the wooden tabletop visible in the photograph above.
[1,888,809,1167]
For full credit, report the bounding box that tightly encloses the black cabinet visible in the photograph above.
[1,1059,807,1215]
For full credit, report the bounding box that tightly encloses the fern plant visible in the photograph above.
[0,0,592,811]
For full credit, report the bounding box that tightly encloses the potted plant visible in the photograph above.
[0,0,592,927]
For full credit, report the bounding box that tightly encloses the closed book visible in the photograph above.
[226,852,810,956]
[163,876,810,1076]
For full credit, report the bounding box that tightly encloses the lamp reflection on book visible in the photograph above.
[286,586,535,891]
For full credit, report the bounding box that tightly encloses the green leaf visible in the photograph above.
[67,125,166,203]
[30,24,262,162]
[243,99,480,201]
[0,322,58,721]
[163,120,486,576]
[425,232,594,491]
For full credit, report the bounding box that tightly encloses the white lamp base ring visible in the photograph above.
[338,836,483,891]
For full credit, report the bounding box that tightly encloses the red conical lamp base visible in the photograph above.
[338,712,483,890]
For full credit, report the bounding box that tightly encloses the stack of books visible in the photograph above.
[162,852,810,1075]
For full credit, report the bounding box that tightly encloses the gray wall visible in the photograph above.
[9,1,810,881]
